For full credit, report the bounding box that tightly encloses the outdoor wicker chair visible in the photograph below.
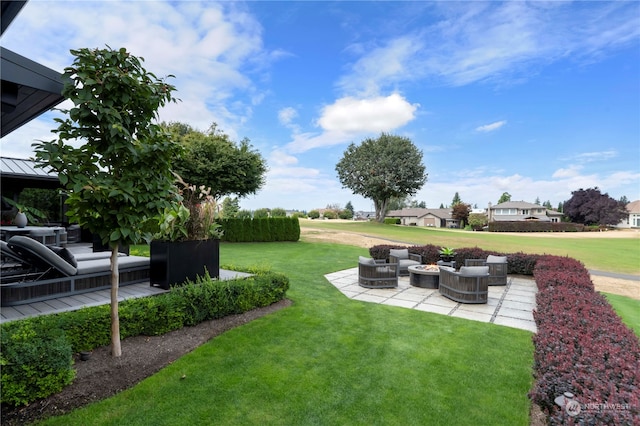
[388,248,421,276]
[358,256,399,288]
[465,255,508,286]
[438,265,489,304]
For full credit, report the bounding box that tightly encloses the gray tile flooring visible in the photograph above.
[325,268,538,333]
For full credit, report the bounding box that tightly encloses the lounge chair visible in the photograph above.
[388,248,421,276]
[358,256,399,288]
[1,236,150,306]
[438,265,489,304]
[464,255,508,286]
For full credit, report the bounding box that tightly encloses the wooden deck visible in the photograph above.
[0,269,249,324]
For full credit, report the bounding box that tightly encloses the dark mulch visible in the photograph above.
[1,299,292,426]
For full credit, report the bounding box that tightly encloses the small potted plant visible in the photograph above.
[2,197,47,228]
[439,247,456,263]
[150,175,224,289]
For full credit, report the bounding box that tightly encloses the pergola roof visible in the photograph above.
[0,156,59,192]
[1,0,67,138]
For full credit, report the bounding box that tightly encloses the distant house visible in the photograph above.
[386,208,460,228]
[616,200,640,229]
[487,201,563,223]
[354,211,376,220]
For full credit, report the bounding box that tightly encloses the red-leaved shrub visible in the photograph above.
[530,256,640,424]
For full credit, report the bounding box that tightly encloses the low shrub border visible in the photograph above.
[370,244,639,424]
[0,269,289,407]
[530,256,639,424]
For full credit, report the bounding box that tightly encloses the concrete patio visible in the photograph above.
[325,268,538,333]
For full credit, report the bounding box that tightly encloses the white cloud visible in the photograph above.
[575,150,618,163]
[1,1,276,152]
[339,37,424,96]
[552,165,583,179]
[317,94,418,134]
[475,120,507,132]
[269,149,298,167]
[281,93,418,154]
[278,107,298,126]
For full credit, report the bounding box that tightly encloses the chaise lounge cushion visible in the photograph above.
[75,256,150,275]
[50,246,78,267]
[1,240,26,264]
[8,236,77,276]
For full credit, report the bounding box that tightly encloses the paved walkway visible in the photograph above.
[325,268,538,333]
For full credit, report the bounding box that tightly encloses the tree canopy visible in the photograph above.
[335,133,427,222]
[498,192,512,204]
[451,203,471,227]
[165,122,267,201]
[563,187,628,226]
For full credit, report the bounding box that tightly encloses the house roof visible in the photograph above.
[491,201,544,209]
[0,156,59,191]
[627,200,640,214]
[387,208,454,220]
[1,1,67,138]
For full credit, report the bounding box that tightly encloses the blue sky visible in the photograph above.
[2,1,639,212]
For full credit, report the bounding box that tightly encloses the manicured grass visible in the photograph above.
[41,242,534,425]
[603,292,640,336]
[301,220,640,275]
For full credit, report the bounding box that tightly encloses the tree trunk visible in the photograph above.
[110,245,122,357]
[374,198,388,222]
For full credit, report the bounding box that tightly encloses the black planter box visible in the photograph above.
[150,239,220,290]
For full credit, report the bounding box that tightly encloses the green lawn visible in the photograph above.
[603,292,640,336]
[300,220,640,275]
[41,242,534,425]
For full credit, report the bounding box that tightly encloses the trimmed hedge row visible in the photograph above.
[217,217,300,242]
[488,221,584,233]
[0,270,289,407]
[530,256,640,424]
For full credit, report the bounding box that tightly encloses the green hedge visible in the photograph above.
[1,323,75,406]
[488,221,584,232]
[0,270,289,407]
[384,218,401,225]
[217,217,300,242]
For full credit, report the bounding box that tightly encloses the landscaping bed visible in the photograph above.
[0,299,291,426]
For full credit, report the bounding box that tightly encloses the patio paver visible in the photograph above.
[325,268,538,332]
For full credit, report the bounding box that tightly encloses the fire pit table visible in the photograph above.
[408,265,440,289]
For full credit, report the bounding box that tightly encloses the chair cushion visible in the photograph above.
[358,256,376,265]
[399,259,420,267]
[50,246,78,267]
[459,266,489,276]
[439,266,455,273]
[487,255,507,264]
[389,248,409,259]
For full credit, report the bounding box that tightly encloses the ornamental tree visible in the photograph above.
[33,47,181,357]
[166,122,267,201]
[452,203,471,228]
[335,133,427,222]
[563,187,628,226]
